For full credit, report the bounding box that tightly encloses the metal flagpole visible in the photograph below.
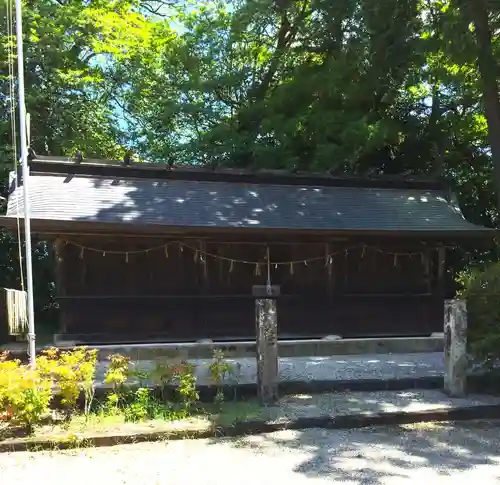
[15,0,36,367]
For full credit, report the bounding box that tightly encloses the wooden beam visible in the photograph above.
[4,216,495,242]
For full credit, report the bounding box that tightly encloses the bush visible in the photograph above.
[103,354,131,411]
[124,387,151,422]
[172,362,198,412]
[37,347,98,414]
[0,348,213,430]
[0,355,52,429]
[208,350,233,404]
[457,262,500,369]
[151,361,174,401]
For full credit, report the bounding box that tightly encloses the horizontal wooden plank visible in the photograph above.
[55,293,434,300]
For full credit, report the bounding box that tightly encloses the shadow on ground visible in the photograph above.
[210,388,500,424]
[210,413,500,484]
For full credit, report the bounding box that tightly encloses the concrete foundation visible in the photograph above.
[93,352,444,389]
[66,335,444,362]
[5,336,444,363]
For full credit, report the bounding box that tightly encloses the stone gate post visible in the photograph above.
[253,285,280,405]
[444,299,468,397]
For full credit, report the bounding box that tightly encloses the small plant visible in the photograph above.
[78,349,99,416]
[131,367,151,388]
[150,361,174,401]
[103,354,131,410]
[208,350,233,404]
[105,392,121,411]
[172,362,198,413]
[124,387,151,422]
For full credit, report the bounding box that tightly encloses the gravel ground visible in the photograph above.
[268,389,500,420]
[96,352,445,386]
[1,421,500,484]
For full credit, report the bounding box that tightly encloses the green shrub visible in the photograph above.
[130,367,151,388]
[0,349,209,430]
[172,362,198,412]
[0,354,52,430]
[457,262,500,369]
[103,354,131,410]
[37,347,98,415]
[124,387,151,422]
[150,361,175,402]
[208,350,233,404]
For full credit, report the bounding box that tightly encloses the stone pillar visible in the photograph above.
[444,299,468,397]
[253,285,280,405]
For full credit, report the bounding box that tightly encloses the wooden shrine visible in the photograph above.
[0,156,493,345]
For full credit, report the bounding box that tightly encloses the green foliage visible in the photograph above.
[99,357,200,419]
[208,349,233,403]
[103,354,131,389]
[103,354,131,410]
[0,350,209,431]
[105,392,121,412]
[0,0,145,330]
[457,263,500,369]
[172,362,199,412]
[130,367,151,388]
[151,361,175,387]
[103,0,498,241]
[107,360,201,421]
[150,361,175,402]
[124,387,151,422]
[0,347,99,429]
[0,354,52,429]
[37,347,98,414]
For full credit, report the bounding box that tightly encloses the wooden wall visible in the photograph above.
[54,237,444,343]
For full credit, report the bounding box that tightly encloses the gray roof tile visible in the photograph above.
[5,173,488,232]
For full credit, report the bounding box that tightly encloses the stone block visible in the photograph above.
[444,299,468,397]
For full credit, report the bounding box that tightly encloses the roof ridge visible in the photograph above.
[27,171,449,194]
[28,157,447,191]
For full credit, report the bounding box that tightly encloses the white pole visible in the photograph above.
[15,0,36,368]
[26,112,31,146]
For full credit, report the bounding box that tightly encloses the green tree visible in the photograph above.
[0,0,156,332]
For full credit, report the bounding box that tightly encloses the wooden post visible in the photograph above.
[253,285,279,405]
[53,239,65,290]
[437,246,446,283]
[53,238,67,335]
[444,299,468,397]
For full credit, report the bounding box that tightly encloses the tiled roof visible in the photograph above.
[4,172,489,233]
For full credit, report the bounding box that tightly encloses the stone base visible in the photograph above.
[50,335,444,361]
